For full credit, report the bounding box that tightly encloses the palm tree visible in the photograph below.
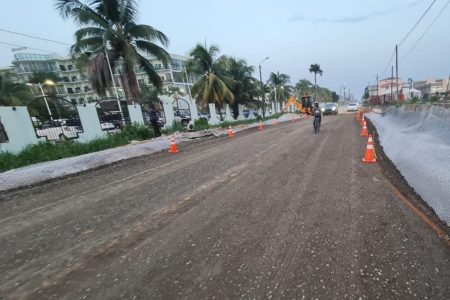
[217,56,259,118]
[267,71,292,106]
[187,43,236,119]
[295,79,314,98]
[309,64,323,102]
[0,73,32,106]
[55,0,170,104]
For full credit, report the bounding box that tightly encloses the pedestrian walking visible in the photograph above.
[149,108,162,137]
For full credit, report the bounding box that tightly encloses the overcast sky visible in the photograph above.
[1,0,449,98]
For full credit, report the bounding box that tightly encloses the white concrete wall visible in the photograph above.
[128,104,145,125]
[77,105,106,143]
[225,104,233,121]
[237,104,246,120]
[208,103,220,125]
[160,95,175,128]
[0,106,41,154]
[189,96,199,122]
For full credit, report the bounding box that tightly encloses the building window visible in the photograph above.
[71,99,77,105]
[59,65,66,71]
[79,98,85,104]
[67,88,74,94]
[71,76,78,82]
[68,65,73,71]
[75,87,81,93]
[154,63,162,70]
[84,86,90,92]
[57,86,65,94]
[87,97,93,102]
[64,76,70,82]
[0,119,8,143]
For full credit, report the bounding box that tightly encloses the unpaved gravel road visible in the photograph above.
[1,114,449,299]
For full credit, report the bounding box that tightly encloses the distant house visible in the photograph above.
[368,77,409,104]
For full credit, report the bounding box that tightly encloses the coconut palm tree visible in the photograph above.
[267,71,292,106]
[55,0,170,104]
[0,73,32,106]
[187,43,236,119]
[217,56,259,118]
[309,64,323,102]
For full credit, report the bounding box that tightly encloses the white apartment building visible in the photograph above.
[6,51,194,104]
[413,78,450,98]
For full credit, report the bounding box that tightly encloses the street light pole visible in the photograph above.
[104,49,125,124]
[259,57,269,117]
[37,83,53,120]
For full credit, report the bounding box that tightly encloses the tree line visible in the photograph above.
[1,0,339,118]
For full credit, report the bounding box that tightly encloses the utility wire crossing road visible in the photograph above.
[0,114,449,299]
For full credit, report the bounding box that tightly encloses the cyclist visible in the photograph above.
[313,102,322,132]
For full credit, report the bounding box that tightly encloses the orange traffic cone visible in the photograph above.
[228,125,234,138]
[168,136,179,153]
[360,119,368,137]
[258,120,264,130]
[362,135,376,163]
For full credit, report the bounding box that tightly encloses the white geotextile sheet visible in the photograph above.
[368,105,450,225]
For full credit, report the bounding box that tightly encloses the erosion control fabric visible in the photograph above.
[368,105,450,225]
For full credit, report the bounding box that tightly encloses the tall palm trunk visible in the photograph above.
[121,64,140,104]
[314,74,317,103]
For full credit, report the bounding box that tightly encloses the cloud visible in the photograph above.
[289,1,422,23]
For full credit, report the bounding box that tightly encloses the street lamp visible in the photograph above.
[27,80,56,120]
[259,57,269,117]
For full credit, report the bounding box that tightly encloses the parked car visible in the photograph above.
[174,111,191,126]
[322,103,338,115]
[36,125,80,141]
[100,122,115,130]
[347,103,359,112]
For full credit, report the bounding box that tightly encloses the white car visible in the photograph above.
[36,125,80,141]
[347,103,358,112]
[100,122,116,130]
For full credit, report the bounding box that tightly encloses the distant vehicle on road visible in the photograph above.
[322,103,338,115]
[347,103,359,112]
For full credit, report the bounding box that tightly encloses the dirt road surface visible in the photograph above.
[1,114,449,299]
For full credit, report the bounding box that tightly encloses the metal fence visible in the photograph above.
[96,98,130,134]
[28,96,83,141]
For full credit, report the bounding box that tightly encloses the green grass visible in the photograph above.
[0,124,155,173]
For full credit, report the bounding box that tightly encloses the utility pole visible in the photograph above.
[391,66,394,102]
[259,57,269,117]
[376,74,379,98]
[395,44,399,101]
[343,87,346,101]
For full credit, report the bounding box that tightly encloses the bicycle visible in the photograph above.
[313,117,321,134]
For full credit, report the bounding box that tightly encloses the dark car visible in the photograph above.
[322,103,338,115]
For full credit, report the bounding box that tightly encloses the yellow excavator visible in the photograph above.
[284,95,314,114]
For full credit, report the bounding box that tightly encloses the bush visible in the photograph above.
[193,118,210,131]
[170,121,187,133]
[0,124,155,172]
[408,96,420,104]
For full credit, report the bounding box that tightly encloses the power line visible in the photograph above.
[381,48,396,77]
[0,41,58,53]
[398,0,437,45]
[401,0,450,62]
[0,28,71,46]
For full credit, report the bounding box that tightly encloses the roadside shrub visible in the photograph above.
[408,96,420,104]
[193,118,210,131]
[170,121,186,133]
[0,124,155,173]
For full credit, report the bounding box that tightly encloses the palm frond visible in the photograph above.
[135,40,170,64]
[127,24,169,47]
